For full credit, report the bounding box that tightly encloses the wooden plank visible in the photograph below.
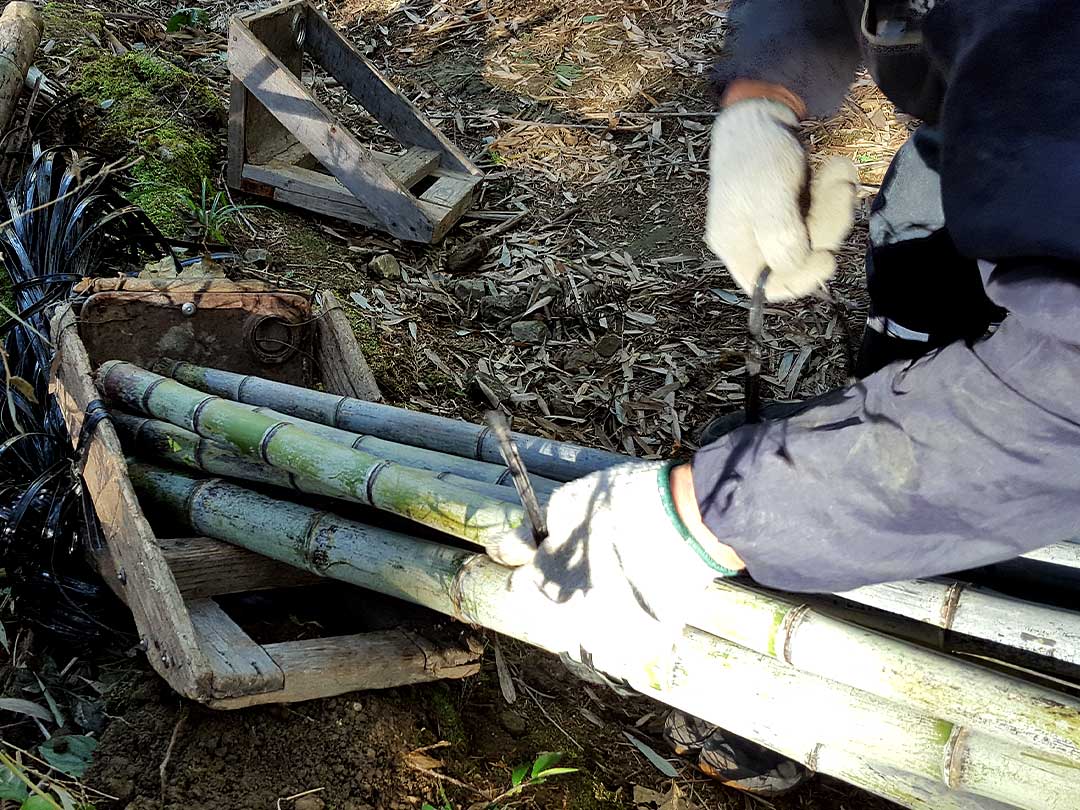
[160,536,321,598]
[208,629,483,709]
[420,175,481,241]
[229,18,434,241]
[241,162,455,234]
[241,2,305,167]
[188,598,285,698]
[386,147,440,188]
[302,5,480,177]
[315,290,383,401]
[49,305,213,701]
[227,76,246,188]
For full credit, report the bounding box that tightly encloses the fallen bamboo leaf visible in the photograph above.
[0,698,51,723]
[623,732,679,778]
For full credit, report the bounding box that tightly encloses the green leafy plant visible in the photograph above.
[166,7,211,32]
[0,749,95,810]
[177,178,266,244]
[420,752,577,810]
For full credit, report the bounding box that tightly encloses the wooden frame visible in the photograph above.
[227,0,482,243]
[49,280,482,708]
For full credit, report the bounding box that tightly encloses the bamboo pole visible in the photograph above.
[838,578,1080,677]
[112,412,537,507]
[129,464,1079,810]
[692,580,1080,761]
[241,404,558,496]
[0,2,42,134]
[158,360,633,482]
[98,362,529,552]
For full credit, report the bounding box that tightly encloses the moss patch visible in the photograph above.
[428,683,467,747]
[70,52,224,235]
[43,2,104,49]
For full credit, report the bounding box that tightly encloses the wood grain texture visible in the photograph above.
[229,18,433,241]
[387,147,441,188]
[241,2,305,166]
[49,305,213,701]
[0,2,42,134]
[160,536,320,598]
[315,290,383,401]
[188,598,285,698]
[240,162,458,236]
[208,629,482,709]
[302,5,479,176]
[227,76,247,188]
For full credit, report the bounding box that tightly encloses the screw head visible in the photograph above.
[181,302,196,316]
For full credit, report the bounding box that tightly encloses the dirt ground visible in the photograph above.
[3,0,914,807]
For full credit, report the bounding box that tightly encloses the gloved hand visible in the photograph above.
[507,461,739,689]
[705,98,859,302]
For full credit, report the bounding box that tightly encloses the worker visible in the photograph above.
[504,0,1080,796]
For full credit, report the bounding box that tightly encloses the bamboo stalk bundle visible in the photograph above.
[838,578,1080,676]
[112,412,537,507]
[158,360,634,481]
[692,580,1080,760]
[239,404,558,496]
[128,463,1080,810]
[97,361,529,551]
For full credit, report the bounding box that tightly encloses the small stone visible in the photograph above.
[452,278,487,303]
[594,333,622,358]
[243,248,269,266]
[511,320,548,343]
[470,372,509,407]
[156,145,175,162]
[294,795,326,810]
[481,293,527,323]
[369,253,402,280]
[559,346,597,373]
[499,709,528,737]
[351,701,363,712]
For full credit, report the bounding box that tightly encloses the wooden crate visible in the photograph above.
[48,279,483,708]
[227,0,483,243]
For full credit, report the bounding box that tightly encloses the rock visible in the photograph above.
[452,278,488,304]
[499,709,528,737]
[140,255,178,279]
[445,237,489,273]
[594,332,622,358]
[559,346,597,373]
[243,248,269,267]
[531,278,563,301]
[369,253,402,280]
[511,320,548,343]
[293,795,325,810]
[470,372,509,407]
[481,293,527,323]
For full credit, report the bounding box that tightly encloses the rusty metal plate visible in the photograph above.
[77,286,314,385]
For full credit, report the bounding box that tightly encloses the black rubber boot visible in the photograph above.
[664,711,811,796]
[697,398,821,447]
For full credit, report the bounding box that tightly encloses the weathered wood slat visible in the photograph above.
[188,598,285,698]
[227,76,247,188]
[160,536,320,598]
[209,629,483,709]
[241,162,454,229]
[386,147,441,188]
[420,175,481,239]
[49,305,212,700]
[302,5,479,176]
[314,290,383,401]
[229,18,434,241]
[241,3,305,167]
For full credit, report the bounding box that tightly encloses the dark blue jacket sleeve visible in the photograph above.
[693,0,1080,593]
[715,0,861,117]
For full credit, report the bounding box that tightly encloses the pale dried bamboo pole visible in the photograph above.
[158,360,633,481]
[129,464,1078,810]
[839,578,1080,675]
[692,579,1080,761]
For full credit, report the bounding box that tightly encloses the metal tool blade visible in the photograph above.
[485,410,547,543]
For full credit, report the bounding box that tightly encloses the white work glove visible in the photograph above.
[706,98,859,302]
[507,461,738,690]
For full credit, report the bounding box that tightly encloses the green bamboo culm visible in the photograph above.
[97,361,530,550]
[111,412,537,507]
